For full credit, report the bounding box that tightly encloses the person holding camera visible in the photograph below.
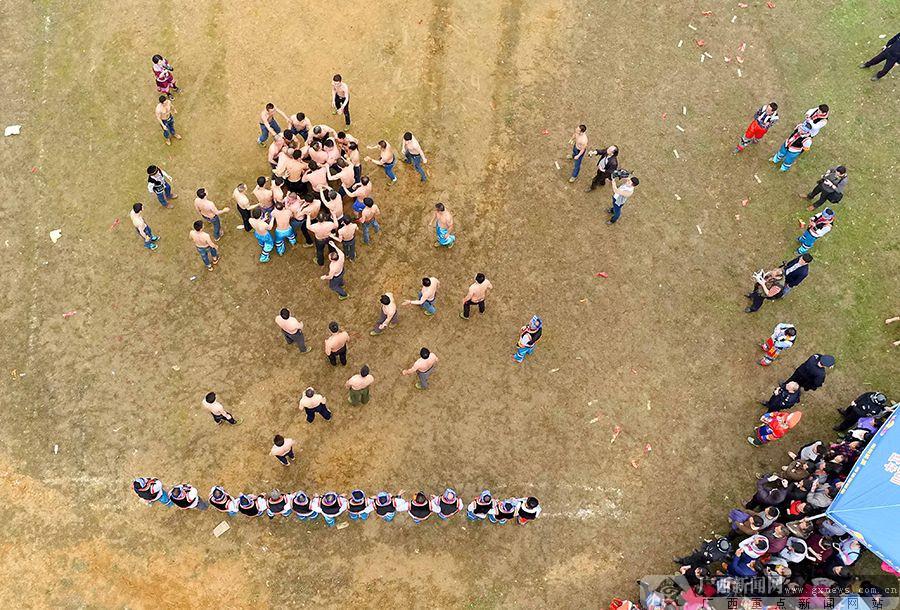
[607,173,638,224]
[584,145,619,192]
[800,165,847,211]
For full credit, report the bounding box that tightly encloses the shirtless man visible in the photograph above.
[430,202,456,248]
[567,124,588,183]
[299,387,331,423]
[336,131,358,154]
[277,150,308,193]
[270,435,297,465]
[275,308,310,353]
[370,293,399,335]
[290,112,312,141]
[402,347,439,390]
[302,160,329,194]
[189,220,219,271]
[248,208,274,263]
[308,214,338,266]
[289,193,315,247]
[202,391,237,425]
[258,102,291,145]
[331,74,351,126]
[460,273,493,319]
[155,95,181,145]
[346,365,374,405]
[323,139,342,166]
[271,200,296,256]
[330,158,356,197]
[308,123,338,146]
[232,183,256,232]
[307,141,329,166]
[365,140,397,183]
[267,133,286,170]
[346,176,372,218]
[321,241,348,299]
[337,217,358,261]
[321,188,344,222]
[403,276,439,316]
[358,197,381,244]
[253,176,275,218]
[271,177,286,205]
[347,142,362,183]
[193,188,230,240]
[130,203,159,250]
[400,132,428,182]
[324,321,349,366]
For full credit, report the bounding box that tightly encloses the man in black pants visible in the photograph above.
[860,32,900,80]
[802,166,848,211]
[584,145,619,192]
[332,74,351,126]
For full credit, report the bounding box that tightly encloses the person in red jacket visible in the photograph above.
[748,411,802,446]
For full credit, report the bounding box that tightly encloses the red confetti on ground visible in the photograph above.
[741,198,750,207]
[630,459,641,469]
[631,368,638,375]
[594,272,608,278]
[695,39,706,47]
[109,218,120,231]
[766,1,775,8]
[644,443,653,454]
[736,56,744,64]
[611,425,622,444]
[701,11,713,16]
[724,56,732,63]
[62,310,77,319]
[662,112,668,119]
[737,2,748,7]
[31,167,38,173]
[540,129,550,136]
[738,41,747,52]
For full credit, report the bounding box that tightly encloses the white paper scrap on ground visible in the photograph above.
[336,522,349,530]
[731,15,737,23]
[554,161,560,170]
[49,229,62,243]
[5,125,21,136]
[754,174,762,184]
[53,444,58,454]
[737,68,743,77]
[676,125,685,132]
[674,194,682,201]
[696,225,703,234]
[677,40,683,48]
[213,521,230,537]
[682,106,687,115]
[673,149,680,159]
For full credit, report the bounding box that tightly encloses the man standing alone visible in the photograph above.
[276,308,310,353]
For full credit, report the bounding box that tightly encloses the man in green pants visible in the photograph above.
[346,365,374,405]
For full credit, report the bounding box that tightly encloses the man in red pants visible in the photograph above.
[734,102,779,154]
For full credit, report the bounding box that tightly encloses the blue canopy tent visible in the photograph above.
[826,408,900,572]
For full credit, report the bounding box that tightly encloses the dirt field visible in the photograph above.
[1,0,897,606]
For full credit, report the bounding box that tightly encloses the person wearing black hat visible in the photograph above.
[835,391,891,431]
[786,354,835,391]
[347,489,373,521]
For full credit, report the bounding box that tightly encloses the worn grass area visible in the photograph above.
[0,0,897,606]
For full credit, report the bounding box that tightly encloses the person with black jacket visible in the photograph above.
[835,391,891,431]
[860,32,900,80]
[584,145,619,192]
